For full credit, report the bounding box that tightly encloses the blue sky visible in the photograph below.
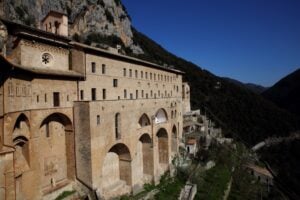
[122,0,300,87]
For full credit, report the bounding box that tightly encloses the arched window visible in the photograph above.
[115,113,121,139]
[138,114,151,127]
[155,108,168,124]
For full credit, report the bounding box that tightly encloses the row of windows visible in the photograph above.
[8,83,31,97]
[91,62,106,74]
[89,62,178,83]
[123,68,177,82]
[36,92,68,107]
[80,87,177,101]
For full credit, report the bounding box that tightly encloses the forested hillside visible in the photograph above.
[263,69,300,117]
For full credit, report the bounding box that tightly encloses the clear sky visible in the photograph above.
[122,0,300,87]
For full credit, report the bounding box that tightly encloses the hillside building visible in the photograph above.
[0,11,190,200]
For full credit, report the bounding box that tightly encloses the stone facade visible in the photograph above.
[0,12,189,200]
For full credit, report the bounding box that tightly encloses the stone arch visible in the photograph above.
[13,113,30,139]
[156,128,169,164]
[12,114,31,200]
[155,108,168,124]
[102,143,132,186]
[138,113,151,127]
[171,125,178,153]
[139,134,153,177]
[39,113,75,189]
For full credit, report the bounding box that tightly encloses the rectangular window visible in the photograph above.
[136,90,138,99]
[80,90,84,100]
[53,92,60,107]
[37,95,39,103]
[91,62,96,73]
[46,123,50,137]
[142,90,144,98]
[150,73,152,80]
[146,93,148,99]
[102,64,106,74]
[145,72,148,79]
[130,93,133,99]
[141,71,143,78]
[123,68,126,76]
[92,88,96,101]
[113,79,118,87]
[135,70,138,78]
[124,89,127,98]
[8,82,14,96]
[97,115,100,125]
[129,69,132,77]
[154,74,156,81]
[102,89,106,100]
[45,94,47,102]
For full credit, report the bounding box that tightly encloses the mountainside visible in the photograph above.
[0,0,143,54]
[263,69,300,117]
[223,77,268,94]
[1,0,299,146]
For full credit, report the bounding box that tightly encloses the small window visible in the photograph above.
[53,92,60,107]
[145,72,148,79]
[102,64,106,74]
[97,115,100,125]
[129,69,132,77]
[123,68,126,76]
[150,73,152,80]
[136,90,138,99]
[67,95,69,101]
[46,123,50,137]
[142,90,144,98]
[91,62,96,73]
[154,74,156,80]
[102,89,106,100]
[113,79,118,87]
[135,70,138,78]
[130,93,133,99]
[146,93,148,99]
[45,94,47,102]
[141,71,143,78]
[151,90,153,97]
[124,89,127,98]
[80,90,84,100]
[37,95,39,103]
[92,88,96,101]
[115,113,121,139]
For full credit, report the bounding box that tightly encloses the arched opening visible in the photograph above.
[155,108,168,124]
[138,114,151,127]
[139,134,153,180]
[102,143,132,197]
[39,113,75,189]
[157,128,169,164]
[171,125,177,153]
[12,114,31,200]
[13,114,30,138]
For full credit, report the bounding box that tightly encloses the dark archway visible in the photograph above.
[157,128,169,164]
[171,125,177,153]
[138,114,151,127]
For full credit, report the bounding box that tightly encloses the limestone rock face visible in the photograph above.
[1,0,143,54]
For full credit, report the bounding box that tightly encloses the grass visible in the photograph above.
[55,190,76,200]
[193,164,231,200]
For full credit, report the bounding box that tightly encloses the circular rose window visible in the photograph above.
[41,53,53,66]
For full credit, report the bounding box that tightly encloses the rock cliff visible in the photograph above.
[0,0,143,54]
